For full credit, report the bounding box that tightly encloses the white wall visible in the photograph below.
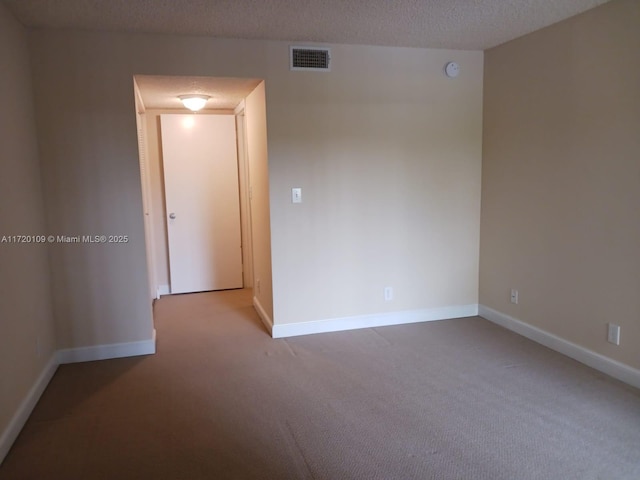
[28,28,482,340]
[0,1,56,457]
[481,0,640,370]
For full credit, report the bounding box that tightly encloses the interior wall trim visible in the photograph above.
[56,330,157,364]
[272,304,479,338]
[157,285,170,298]
[253,296,273,335]
[0,355,58,465]
[479,305,640,389]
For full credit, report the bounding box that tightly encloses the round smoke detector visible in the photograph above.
[444,62,460,78]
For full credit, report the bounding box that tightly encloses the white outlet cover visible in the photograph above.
[510,289,518,304]
[384,287,393,301]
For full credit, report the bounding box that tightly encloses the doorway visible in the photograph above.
[132,75,272,320]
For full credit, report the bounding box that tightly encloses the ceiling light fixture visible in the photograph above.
[178,94,210,112]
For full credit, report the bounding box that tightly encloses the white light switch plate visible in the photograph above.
[292,187,302,203]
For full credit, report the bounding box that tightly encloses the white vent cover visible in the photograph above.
[290,46,331,72]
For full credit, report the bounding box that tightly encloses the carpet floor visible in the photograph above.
[1,289,639,479]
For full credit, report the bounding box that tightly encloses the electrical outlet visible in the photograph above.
[384,287,393,302]
[607,323,620,345]
[510,289,519,304]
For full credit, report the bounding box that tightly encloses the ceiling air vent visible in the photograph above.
[290,46,331,72]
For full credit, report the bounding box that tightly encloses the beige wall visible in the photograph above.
[30,33,155,349]
[269,46,484,324]
[29,30,483,332]
[481,0,640,369]
[0,3,56,440]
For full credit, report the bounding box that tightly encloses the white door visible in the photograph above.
[161,114,243,294]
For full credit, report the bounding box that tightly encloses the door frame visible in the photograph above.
[235,101,254,288]
[133,79,159,299]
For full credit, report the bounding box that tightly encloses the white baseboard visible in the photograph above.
[1,330,158,465]
[272,304,479,339]
[57,329,157,364]
[479,305,640,389]
[157,285,170,298]
[0,354,58,464]
[253,296,273,335]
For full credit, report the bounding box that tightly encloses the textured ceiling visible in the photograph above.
[135,75,262,110]
[3,0,609,50]
[10,0,610,110]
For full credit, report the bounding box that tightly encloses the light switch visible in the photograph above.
[292,187,302,204]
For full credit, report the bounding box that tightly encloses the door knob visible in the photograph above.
[169,213,176,219]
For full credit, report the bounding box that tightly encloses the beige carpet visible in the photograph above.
[1,289,639,479]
